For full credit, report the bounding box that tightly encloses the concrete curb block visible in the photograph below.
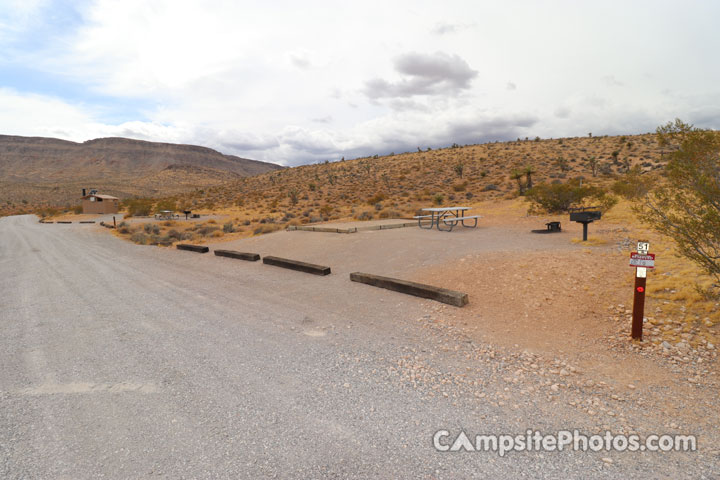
[177,244,209,253]
[263,256,331,275]
[57,221,72,224]
[79,221,96,224]
[349,272,468,307]
[214,250,261,261]
[287,221,426,234]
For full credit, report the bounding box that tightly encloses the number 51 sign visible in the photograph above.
[630,241,654,340]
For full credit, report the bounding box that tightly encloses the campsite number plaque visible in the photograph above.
[630,240,654,340]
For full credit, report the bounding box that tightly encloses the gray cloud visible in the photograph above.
[214,113,539,167]
[311,115,333,124]
[431,22,459,35]
[221,135,279,151]
[289,53,311,69]
[602,75,624,87]
[554,106,571,118]
[364,52,477,99]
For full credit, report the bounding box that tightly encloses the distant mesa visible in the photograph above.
[0,134,282,181]
[0,134,282,207]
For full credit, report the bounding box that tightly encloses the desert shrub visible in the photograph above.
[309,216,323,223]
[453,182,468,192]
[155,199,176,213]
[374,202,383,211]
[639,120,720,285]
[367,193,386,205]
[211,230,224,237]
[378,209,399,219]
[150,235,173,246]
[611,166,655,199]
[482,184,499,191]
[72,205,83,214]
[142,223,160,235]
[526,181,617,213]
[253,224,280,235]
[356,211,373,220]
[223,222,235,233]
[433,194,444,205]
[117,222,131,234]
[130,232,148,245]
[167,229,183,240]
[124,198,153,217]
[197,225,220,236]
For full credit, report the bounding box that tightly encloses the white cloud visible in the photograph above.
[1,0,719,166]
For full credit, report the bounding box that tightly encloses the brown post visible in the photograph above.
[631,275,646,339]
[113,216,116,228]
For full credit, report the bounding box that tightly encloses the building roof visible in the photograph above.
[81,194,119,200]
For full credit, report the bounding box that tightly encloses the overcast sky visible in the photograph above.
[1,0,718,166]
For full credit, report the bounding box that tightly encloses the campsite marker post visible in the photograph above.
[630,241,654,340]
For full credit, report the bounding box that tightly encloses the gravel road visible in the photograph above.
[0,215,712,478]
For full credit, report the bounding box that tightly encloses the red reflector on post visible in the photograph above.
[637,286,644,293]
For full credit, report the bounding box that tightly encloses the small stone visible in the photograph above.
[602,457,613,464]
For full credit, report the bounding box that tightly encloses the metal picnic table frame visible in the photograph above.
[416,206,480,232]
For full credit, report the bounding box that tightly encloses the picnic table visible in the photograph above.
[155,210,179,220]
[413,207,482,232]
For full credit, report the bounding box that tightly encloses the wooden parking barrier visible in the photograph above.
[349,272,468,307]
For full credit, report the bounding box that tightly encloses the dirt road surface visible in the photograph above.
[1,215,715,478]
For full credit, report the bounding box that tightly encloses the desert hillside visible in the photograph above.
[169,133,668,222]
[0,135,282,215]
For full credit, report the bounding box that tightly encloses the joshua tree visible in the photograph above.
[288,188,299,205]
[523,165,535,189]
[587,156,598,177]
[511,169,526,195]
[554,157,570,172]
[453,162,464,178]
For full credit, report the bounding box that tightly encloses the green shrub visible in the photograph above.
[123,198,153,217]
[154,199,176,213]
[525,180,617,213]
[611,166,655,199]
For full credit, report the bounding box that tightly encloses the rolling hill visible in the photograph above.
[0,135,282,214]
